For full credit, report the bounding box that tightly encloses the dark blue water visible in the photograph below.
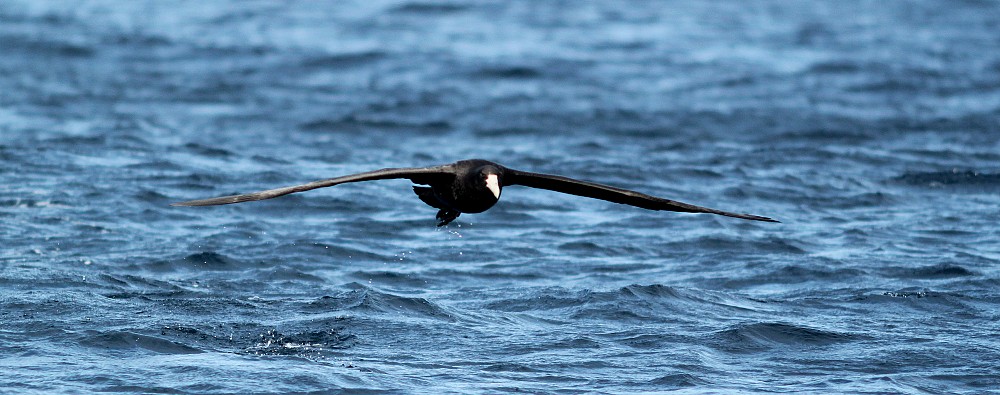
[3,1,1000,393]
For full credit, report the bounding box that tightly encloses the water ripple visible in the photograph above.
[3,0,1000,393]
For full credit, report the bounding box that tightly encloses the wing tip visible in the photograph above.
[741,213,780,223]
[714,210,780,223]
[731,214,781,224]
[170,196,243,207]
[169,200,217,207]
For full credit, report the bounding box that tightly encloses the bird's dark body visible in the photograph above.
[423,160,503,213]
[172,158,778,226]
[410,159,504,224]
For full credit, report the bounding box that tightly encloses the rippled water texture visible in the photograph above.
[2,1,1000,393]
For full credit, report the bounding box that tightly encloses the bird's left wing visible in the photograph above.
[503,168,779,222]
[172,165,454,206]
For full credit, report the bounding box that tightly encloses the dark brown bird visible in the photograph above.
[172,159,779,226]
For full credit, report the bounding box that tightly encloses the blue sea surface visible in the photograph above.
[2,1,1000,393]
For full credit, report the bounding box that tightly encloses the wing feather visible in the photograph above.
[172,165,453,207]
[503,169,778,222]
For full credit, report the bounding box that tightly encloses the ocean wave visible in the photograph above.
[302,284,457,321]
[893,169,1000,191]
[884,264,976,279]
[299,50,387,69]
[467,65,543,79]
[484,284,770,323]
[137,252,255,273]
[245,328,356,357]
[662,235,807,255]
[298,115,453,134]
[648,373,709,388]
[77,330,203,354]
[3,34,95,58]
[711,322,859,353]
[388,2,471,14]
[95,273,186,294]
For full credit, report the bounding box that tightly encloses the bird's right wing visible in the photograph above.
[172,165,454,206]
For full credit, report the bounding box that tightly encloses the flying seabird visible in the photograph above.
[172,159,779,225]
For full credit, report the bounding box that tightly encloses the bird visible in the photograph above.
[172,159,779,226]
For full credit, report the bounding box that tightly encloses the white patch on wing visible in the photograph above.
[485,174,501,199]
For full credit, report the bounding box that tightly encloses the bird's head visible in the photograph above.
[479,165,503,200]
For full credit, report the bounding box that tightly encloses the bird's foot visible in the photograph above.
[436,209,460,227]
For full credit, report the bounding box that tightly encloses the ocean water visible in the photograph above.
[2,1,1000,393]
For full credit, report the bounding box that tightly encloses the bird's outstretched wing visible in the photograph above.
[502,169,779,222]
[172,165,454,206]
